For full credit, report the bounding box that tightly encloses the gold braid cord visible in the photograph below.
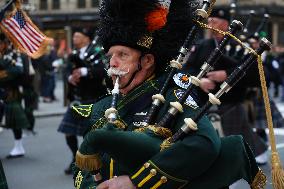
[195,20,257,56]
[257,57,284,189]
[113,119,127,129]
[206,0,216,17]
[134,125,172,138]
[250,169,267,189]
[195,21,284,188]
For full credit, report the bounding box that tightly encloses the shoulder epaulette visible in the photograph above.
[72,104,93,118]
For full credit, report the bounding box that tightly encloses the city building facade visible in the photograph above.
[0,0,284,46]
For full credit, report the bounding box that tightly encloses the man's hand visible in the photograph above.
[200,78,216,93]
[68,68,82,86]
[72,68,82,81]
[206,70,227,83]
[97,176,136,189]
[68,75,79,86]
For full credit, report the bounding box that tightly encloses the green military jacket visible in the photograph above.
[0,51,30,130]
[72,76,264,189]
[0,54,23,88]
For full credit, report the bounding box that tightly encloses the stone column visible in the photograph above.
[47,0,52,10]
[272,21,279,46]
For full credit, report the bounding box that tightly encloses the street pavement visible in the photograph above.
[0,80,284,189]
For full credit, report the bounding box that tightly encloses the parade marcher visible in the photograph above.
[36,43,58,103]
[58,28,109,174]
[22,56,37,135]
[183,8,268,165]
[0,33,30,158]
[71,1,266,189]
[0,160,8,189]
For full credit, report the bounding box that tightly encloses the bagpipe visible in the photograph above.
[75,1,284,188]
[67,35,110,106]
[225,2,270,59]
[69,35,105,70]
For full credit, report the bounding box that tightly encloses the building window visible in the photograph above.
[39,0,48,10]
[52,0,60,9]
[91,0,100,7]
[78,0,86,8]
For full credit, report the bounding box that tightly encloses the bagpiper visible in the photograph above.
[71,0,268,189]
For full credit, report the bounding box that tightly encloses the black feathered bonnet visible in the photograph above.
[98,0,195,74]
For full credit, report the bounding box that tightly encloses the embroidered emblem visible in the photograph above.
[75,171,83,189]
[174,89,198,109]
[173,73,191,89]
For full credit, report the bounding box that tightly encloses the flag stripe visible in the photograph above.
[22,28,40,48]
[24,24,43,43]
[6,19,36,53]
[11,19,39,50]
[24,26,42,43]
[26,23,45,39]
[2,20,32,53]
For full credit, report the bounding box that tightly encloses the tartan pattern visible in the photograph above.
[211,103,268,156]
[0,161,8,189]
[57,107,87,136]
[254,97,284,129]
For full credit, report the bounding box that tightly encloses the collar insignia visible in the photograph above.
[173,73,191,89]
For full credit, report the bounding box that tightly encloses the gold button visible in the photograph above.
[161,176,167,183]
[150,169,157,176]
[144,162,150,168]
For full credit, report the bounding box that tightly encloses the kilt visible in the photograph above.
[216,103,267,156]
[254,96,284,129]
[0,161,8,189]
[57,107,87,136]
[3,101,30,129]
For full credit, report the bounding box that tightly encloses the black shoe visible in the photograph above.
[6,154,24,159]
[64,163,73,175]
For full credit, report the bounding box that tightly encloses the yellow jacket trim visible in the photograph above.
[131,163,150,179]
[138,169,157,188]
[150,176,167,189]
[72,104,93,118]
[75,171,83,189]
[75,151,102,171]
[110,158,114,179]
[250,169,267,189]
[146,125,172,138]
[113,119,127,129]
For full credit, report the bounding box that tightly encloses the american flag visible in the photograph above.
[0,9,53,59]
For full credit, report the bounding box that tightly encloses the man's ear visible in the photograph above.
[141,54,155,69]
